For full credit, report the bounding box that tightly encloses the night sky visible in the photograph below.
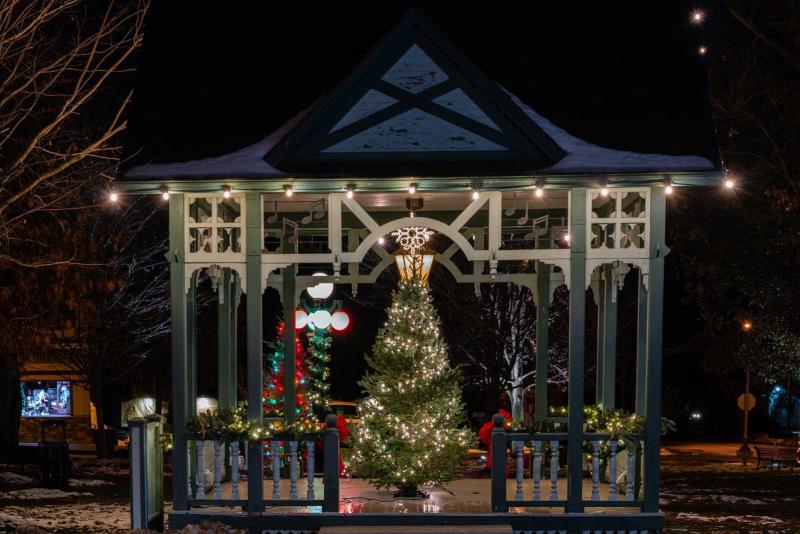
[124,2,729,423]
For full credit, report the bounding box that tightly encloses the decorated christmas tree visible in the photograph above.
[264,322,315,422]
[349,270,470,496]
[305,327,332,413]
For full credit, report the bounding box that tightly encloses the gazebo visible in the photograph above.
[120,8,721,533]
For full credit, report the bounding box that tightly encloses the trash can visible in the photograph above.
[38,420,70,490]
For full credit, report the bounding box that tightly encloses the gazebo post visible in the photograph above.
[218,268,233,409]
[187,270,198,497]
[643,188,666,512]
[594,269,605,405]
[601,263,618,409]
[245,192,264,512]
[534,262,550,423]
[635,270,648,416]
[566,189,587,513]
[283,265,297,425]
[168,194,190,511]
[231,273,240,405]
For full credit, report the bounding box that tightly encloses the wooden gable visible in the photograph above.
[265,7,565,176]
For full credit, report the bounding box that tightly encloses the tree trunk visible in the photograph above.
[0,361,20,461]
[509,384,524,423]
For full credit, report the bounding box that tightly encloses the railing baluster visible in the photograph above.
[187,446,192,497]
[609,439,618,501]
[230,440,240,500]
[213,440,223,498]
[591,440,600,501]
[549,439,559,501]
[271,440,280,499]
[515,440,524,501]
[532,440,542,500]
[289,440,299,499]
[306,440,315,500]
[195,440,205,499]
[626,440,636,501]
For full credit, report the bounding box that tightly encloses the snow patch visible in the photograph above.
[0,502,133,533]
[676,512,783,525]
[0,471,34,485]
[0,488,93,500]
[69,478,112,487]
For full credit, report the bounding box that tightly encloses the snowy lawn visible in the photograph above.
[661,441,800,530]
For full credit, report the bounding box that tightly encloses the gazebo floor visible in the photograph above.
[189,477,639,514]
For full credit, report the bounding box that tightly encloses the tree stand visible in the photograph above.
[394,484,429,499]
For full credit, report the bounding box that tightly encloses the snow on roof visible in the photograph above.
[506,92,715,174]
[124,91,714,181]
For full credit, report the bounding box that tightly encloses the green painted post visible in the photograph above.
[602,264,618,409]
[635,270,648,416]
[218,268,233,409]
[490,413,508,512]
[323,414,340,512]
[643,187,666,513]
[230,273,240,405]
[534,263,550,422]
[283,266,297,424]
[168,194,189,511]
[566,188,586,513]
[187,273,197,416]
[245,192,264,513]
[595,272,605,406]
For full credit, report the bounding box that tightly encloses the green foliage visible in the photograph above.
[186,405,320,441]
[349,278,471,491]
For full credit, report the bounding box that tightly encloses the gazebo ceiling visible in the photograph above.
[121,7,718,185]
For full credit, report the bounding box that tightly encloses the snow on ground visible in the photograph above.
[68,478,112,487]
[0,471,34,485]
[0,488,92,500]
[0,502,131,533]
[72,458,129,477]
[676,512,784,525]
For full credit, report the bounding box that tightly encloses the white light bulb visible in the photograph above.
[471,190,480,200]
[665,185,673,195]
[378,237,385,245]
[600,187,609,197]
[408,183,417,194]
[534,188,543,198]
[222,188,232,199]
[724,178,734,189]
[284,185,293,197]
[564,233,571,242]
[109,192,119,202]
[162,191,170,200]
[699,46,707,56]
[691,10,704,24]
[346,189,353,199]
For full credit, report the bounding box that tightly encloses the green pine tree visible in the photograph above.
[349,277,471,495]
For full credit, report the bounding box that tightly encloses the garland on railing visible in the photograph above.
[186,405,322,440]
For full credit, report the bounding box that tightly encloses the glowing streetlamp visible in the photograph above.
[391,226,435,284]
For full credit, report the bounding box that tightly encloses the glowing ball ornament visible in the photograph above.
[309,309,332,330]
[331,310,350,331]
[306,272,334,299]
[295,309,309,329]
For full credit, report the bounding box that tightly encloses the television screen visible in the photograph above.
[20,380,72,417]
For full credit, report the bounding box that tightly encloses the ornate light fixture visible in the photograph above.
[392,226,435,283]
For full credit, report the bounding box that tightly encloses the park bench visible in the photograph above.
[753,444,798,471]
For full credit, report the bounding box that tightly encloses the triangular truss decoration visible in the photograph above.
[266,7,565,176]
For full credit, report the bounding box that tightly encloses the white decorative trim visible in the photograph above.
[184,263,245,294]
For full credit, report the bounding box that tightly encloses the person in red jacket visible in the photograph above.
[478,409,511,469]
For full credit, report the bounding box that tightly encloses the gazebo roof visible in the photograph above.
[121,7,718,184]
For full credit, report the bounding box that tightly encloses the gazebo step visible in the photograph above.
[320,526,513,534]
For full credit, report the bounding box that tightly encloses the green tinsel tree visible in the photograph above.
[306,328,331,412]
[349,277,470,496]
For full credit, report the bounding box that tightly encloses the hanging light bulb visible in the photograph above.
[471,189,480,200]
[284,184,293,197]
[222,185,232,199]
[160,186,170,201]
[664,177,673,195]
[346,184,356,198]
[724,178,734,189]
[691,9,704,24]
[109,191,119,203]
[408,183,417,194]
[533,178,545,198]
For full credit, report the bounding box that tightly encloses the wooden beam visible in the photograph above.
[534,263,550,422]
[601,264,618,409]
[244,192,264,512]
[566,189,586,513]
[168,194,189,511]
[218,268,233,409]
[643,187,666,512]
